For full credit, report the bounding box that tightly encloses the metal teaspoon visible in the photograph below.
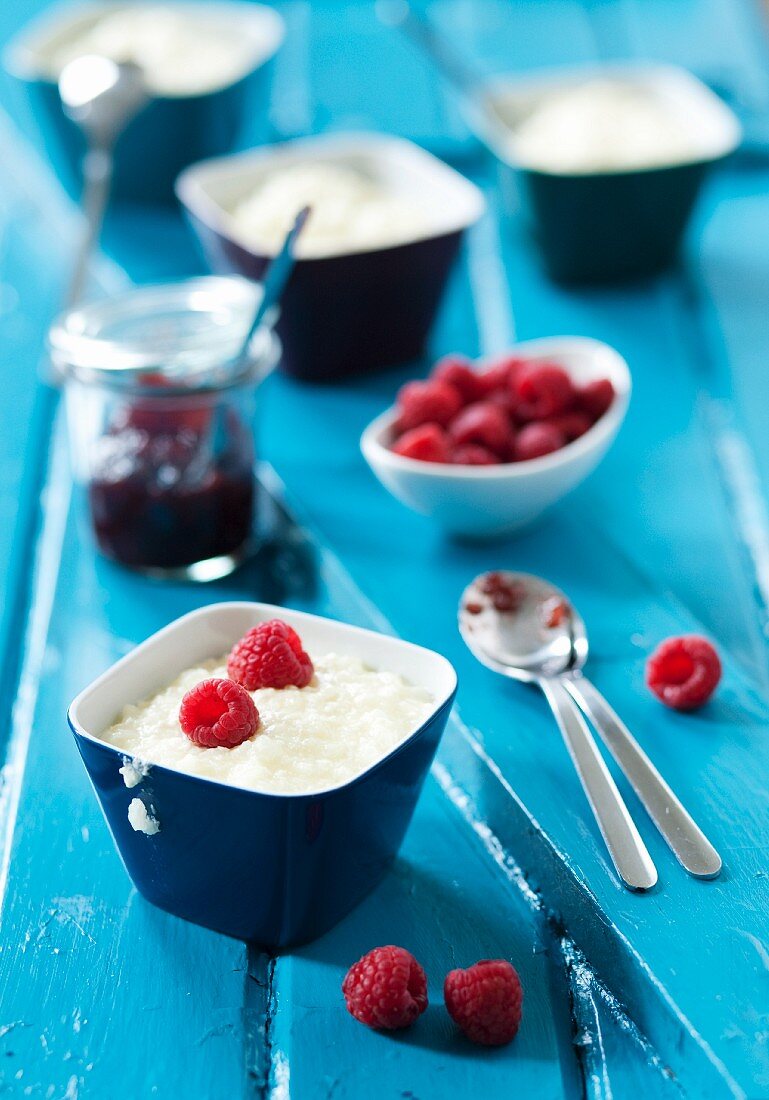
[58,55,148,307]
[459,571,658,891]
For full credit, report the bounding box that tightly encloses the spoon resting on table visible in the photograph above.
[460,570,722,885]
[459,571,658,891]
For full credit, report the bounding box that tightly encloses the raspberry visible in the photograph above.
[227,619,314,690]
[513,363,575,420]
[448,402,513,456]
[444,960,523,1046]
[451,443,499,466]
[547,411,592,443]
[475,364,508,396]
[396,379,463,431]
[431,355,483,402]
[579,378,615,421]
[179,678,260,748]
[477,357,527,397]
[515,422,565,461]
[343,946,428,1030]
[392,423,450,463]
[646,635,721,711]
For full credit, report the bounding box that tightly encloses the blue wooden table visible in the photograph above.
[2,0,769,1096]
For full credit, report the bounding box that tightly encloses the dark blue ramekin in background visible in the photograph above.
[176,133,485,381]
[469,62,741,284]
[4,1,285,204]
[68,602,457,948]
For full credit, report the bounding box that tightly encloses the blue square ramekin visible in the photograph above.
[469,62,741,284]
[68,602,457,947]
[176,133,486,380]
[4,0,285,204]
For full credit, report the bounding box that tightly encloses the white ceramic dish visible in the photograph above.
[176,133,485,379]
[360,336,631,538]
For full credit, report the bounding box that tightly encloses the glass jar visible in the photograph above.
[49,277,279,580]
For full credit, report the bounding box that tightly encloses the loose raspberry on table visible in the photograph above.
[444,959,523,1046]
[431,355,483,402]
[179,678,260,748]
[515,421,565,461]
[646,635,721,711]
[448,401,513,457]
[579,378,615,421]
[451,443,499,466]
[228,619,314,691]
[392,423,450,463]
[343,946,428,1030]
[513,363,576,420]
[395,378,463,431]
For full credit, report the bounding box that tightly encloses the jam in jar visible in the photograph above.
[49,277,278,579]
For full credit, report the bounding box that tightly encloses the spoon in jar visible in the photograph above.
[460,571,658,891]
[58,55,148,307]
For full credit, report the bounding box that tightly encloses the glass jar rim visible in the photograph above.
[48,275,278,393]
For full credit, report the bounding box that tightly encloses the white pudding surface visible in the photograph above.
[45,5,260,95]
[503,77,700,174]
[101,651,434,794]
[228,163,427,257]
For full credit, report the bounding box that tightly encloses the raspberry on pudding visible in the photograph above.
[102,620,434,795]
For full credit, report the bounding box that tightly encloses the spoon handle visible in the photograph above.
[540,677,658,890]
[564,674,722,879]
[66,146,113,309]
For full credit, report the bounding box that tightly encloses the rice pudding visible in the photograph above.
[45,5,264,96]
[102,651,434,795]
[497,77,700,174]
[228,163,427,257]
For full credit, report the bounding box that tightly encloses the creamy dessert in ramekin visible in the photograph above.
[104,648,434,796]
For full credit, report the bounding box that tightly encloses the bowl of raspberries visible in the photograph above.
[360,336,630,537]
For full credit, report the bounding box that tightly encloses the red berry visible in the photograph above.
[227,619,314,691]
[451,444,499,466]
[513,363,576,420]
[515,422,566,461]
[579,378,615,421]
[343,946,428,1030]
[392,423,450,463]
[476,361,513,396]
[448,401,513,456]
[179,678,260,748]
[546,411,592,442]
[646,635,721,711]
[444,959,523,1046]
[396,379,463,431]
[431,355,483,402]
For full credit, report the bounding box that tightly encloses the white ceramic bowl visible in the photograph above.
[360,336,631,538]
